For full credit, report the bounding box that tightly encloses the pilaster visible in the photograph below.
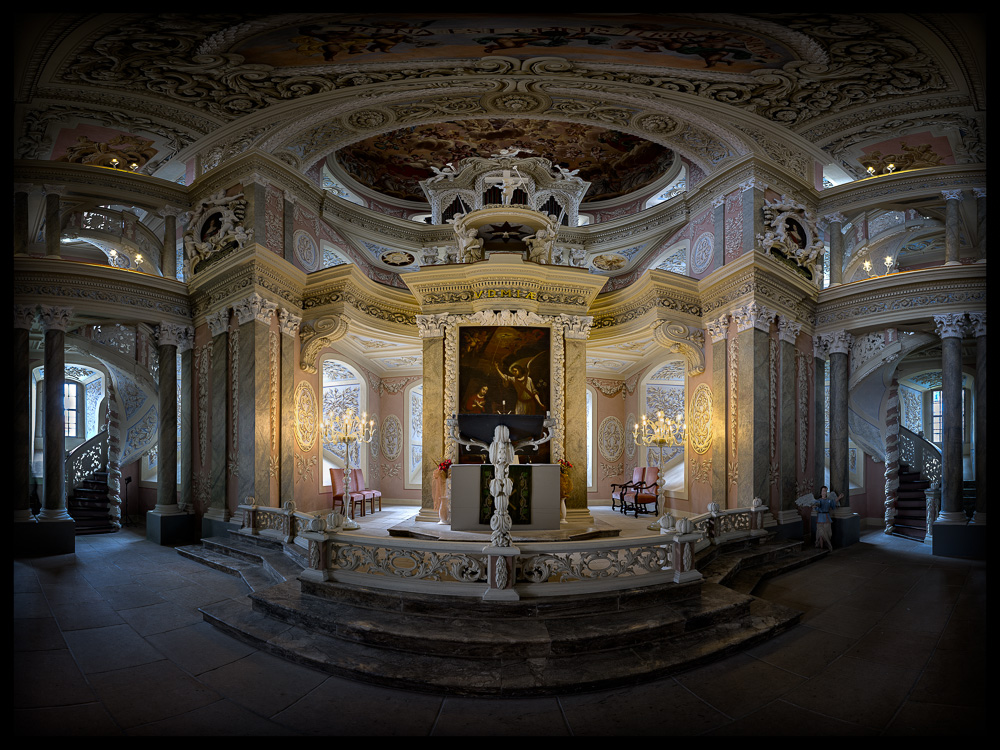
[740,179,766,257]
[968,312,986,524]
[417,315,446,523]
[706,314,729,510]
[234,292,278,507]
[278,308,301,510]
[934,313,966,523]
[777,317,802,518]
[206,309,231,526]
[942,190,963,265]
[733,303,775,508]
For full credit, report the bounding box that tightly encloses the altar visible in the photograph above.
[450,462,561,532]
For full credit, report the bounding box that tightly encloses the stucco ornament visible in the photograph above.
[181,189,251,277]
[756,195,825,281]
[689,384,713,455]
[293,381,318,451]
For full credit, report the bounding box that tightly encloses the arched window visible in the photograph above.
[639,359,687,499]
[405,381,423,489]
[320,358,367,487]
[586,385,595,491]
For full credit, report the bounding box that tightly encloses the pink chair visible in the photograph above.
[353,467,381,514]
[330,468,365,519]
[621,467,659,517]
[611,468,644,512]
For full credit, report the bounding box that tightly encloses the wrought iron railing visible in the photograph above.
[898,426,942,486]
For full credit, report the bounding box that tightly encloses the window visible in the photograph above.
[640,359,687,498]
[405,382,423,489]
[321,359,366,486]
[931,388,966,444]
[64,382,80,437]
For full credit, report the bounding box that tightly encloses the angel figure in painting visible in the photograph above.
[496,352,546,415]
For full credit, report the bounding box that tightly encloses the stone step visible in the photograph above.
[199,582,801,697]
[176,534,307,593]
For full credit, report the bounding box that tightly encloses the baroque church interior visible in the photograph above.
[14,13,986,735]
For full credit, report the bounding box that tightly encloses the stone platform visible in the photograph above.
[386,516,623,541]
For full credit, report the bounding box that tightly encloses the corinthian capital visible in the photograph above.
[934,313,967,339]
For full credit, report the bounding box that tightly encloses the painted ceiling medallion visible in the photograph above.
[381,250,416,267]
[592,254,627,271]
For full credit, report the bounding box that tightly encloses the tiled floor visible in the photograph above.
[14,506,986,736]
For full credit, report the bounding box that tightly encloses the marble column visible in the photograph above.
[159,206,182,279]
[973,188,986,262]
[826,330,852,508]
[153,324,185,516]
[43,185,65,258]
[416,314,447,523]
[711,195,726,269]
[563,319,592,524]
[741,179,766,257]
[177,327,194,513]
[825,213,847,286]
[278,309,301,508]
[733,303,775,508]
[706,315,730,510]
[14,184,33,256]
[14,306,36,522]
[205,310,231,526]
[813,336,829,495]
[968,312,986,524]
[38,306,73,521]
[234,293,278,507]
[777,317,803,523]
[942,190,963,266]
[934,313,967,523]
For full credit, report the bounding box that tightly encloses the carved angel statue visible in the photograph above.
[456,225,484,263]
[523,227,554,264]
[491,146,535,158]
[427,162,458,183]
[552,164,583,181]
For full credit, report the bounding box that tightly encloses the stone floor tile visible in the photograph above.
[705,697,876,736]
[146,621,259,675]
[884,700,986,736]
[674,652,807,719]
[14,617,67,651]
[14,650,97,709]
[49,599,126,631]
[61,623,166,674]
[14,704,124,736]
[433,696,569,736]
[117,600,206,636]
[273,675,444,735]
[197,651,329,718]
[127,698,301,736]
[743,625,856,678]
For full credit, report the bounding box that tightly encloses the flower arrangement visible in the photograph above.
[437,458,453,474]
[558,458,573,474]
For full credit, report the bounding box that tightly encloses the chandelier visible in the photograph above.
[322,408,375,529]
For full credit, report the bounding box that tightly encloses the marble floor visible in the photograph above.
[14,505,986,736]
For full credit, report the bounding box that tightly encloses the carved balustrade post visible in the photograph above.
[671,517,703,584]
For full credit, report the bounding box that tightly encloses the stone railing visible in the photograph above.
[899,426,942,486]
[237,500,771,600]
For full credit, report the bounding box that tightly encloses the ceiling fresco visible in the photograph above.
[334,118,676,203]
[234,14,798,72]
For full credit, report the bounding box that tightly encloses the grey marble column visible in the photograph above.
[234,293,278,507]
[178,327,194,512]
[206,310,231,522]
[968,312,986,524]
[813,337,829,496]
[942,190,963,266]
[974,188,986,262]
[38,306,74,519]
[741,179,767,257]
[777,318,803,520]
[278,309,301,506]
[417,315,446,522]
[154,324,186,513]
[734,303,775,508]
[825,213,847,286]
[250,180,269,251]
[711,196,726,269]
[827,330,852,508]
[14,306,36,521]
[934,314,967,522]
[43,186,65,258]
[159,206,182,280]
[14,184,32,256]
[706,315,730,509]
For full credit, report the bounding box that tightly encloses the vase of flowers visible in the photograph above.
[433,458,451,524]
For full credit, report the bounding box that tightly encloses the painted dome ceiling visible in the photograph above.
[333,119,676,203]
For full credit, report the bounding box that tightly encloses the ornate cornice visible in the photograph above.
[816,164,986,217]
[14,257,191,325]
[698,251,818,331]
[188,244,305,322]
[815,263,987,334]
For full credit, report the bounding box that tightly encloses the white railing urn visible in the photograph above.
[672,516,703,584]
